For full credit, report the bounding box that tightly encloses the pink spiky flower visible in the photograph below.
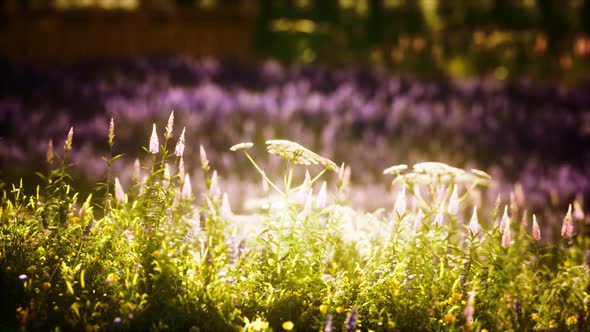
[434,208,444,226]
[209,170,221,201]
[573,200,585,221]
[561,204,574,238]
[413,209,425,231]
[114,177,125,203]
[108,117,115,147]
[532,214,541,241]
[221,192,232,218]
[162,164,171,189]
[149,124,159,154]
[499,206,509,233]
[178,156,185,179]
[64,127,74,151]
[46,139,54,164]
[463,291,476,324]
[394,186,407,217]
[200,144,209,172]
[302,188,313,218]
[181,174,192,199]
[133,158,141,182]
[316,181,328,209]
[447,184,459,216]
[165,111,174,139]
[469,206,479,235]
[501,211,512,248]
[175,127,185,157]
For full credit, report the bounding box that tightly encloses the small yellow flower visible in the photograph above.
[378,295,387,302]
[250,317,269,331]
[319,304,328,314]
[480,329,489,332]
[448,292,462,305]
[531,313,540,321]
[282,320,294,331]
[152,250,161,258]
[566,315,578,327]
[443,313,456,324]
[42,282,51,290]
[336,306,345,314]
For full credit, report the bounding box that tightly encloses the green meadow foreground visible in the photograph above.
[1,115,588,331]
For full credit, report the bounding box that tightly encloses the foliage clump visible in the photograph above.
[1,115,589,331]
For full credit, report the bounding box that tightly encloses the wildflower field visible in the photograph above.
[1,59,589,331]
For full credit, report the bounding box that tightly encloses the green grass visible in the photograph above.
[1,115,589,331]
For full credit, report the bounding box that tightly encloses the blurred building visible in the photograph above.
[0,0,256,62]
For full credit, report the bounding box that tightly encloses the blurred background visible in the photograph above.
[2,0,590,81]
[1,0,590,239]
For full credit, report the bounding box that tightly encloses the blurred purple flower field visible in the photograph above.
[1,57,589,231]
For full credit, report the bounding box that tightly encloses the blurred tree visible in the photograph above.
[367,0,383,45]
[583,0,590,34]
[537,0,571,54]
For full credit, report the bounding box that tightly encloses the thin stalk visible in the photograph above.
[242,151,284,196]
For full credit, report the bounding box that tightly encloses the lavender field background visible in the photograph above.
[1,56,589,241]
